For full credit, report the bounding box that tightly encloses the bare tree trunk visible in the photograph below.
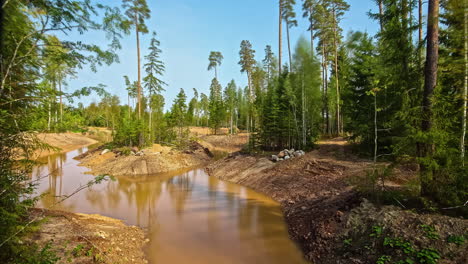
[332,7,341,135]
[420,0,439,195]
[310,6,314,54]
[136,15,142,119]
[47,100,51,131]
[374,92,378,164]
[419,0,423,44]
[321,45,326,134]
[59,78,63,124]
[230,111,233,135]
[302,74,306,148]
[462,6,467,165]
[422,0,439,133]
[279,2,283,74]
[324,50,330,136]
[287,23,292,72]
[128,94,131,119]
[378,0,384,32]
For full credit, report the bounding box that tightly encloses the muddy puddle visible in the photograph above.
[32,147,307,264]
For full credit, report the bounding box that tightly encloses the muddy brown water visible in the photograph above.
[32,147,307,264]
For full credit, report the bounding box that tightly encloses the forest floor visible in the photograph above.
[206,138,468,264]
[28,209,147,264]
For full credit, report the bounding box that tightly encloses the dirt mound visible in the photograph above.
[29,209,147,264]
[77,142,212,176]
[285,191,361,262]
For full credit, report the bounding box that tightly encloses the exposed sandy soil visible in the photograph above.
[206,138,468,263]
[197,133,249,154]
[85,127,113,143]
[189,126,231,136]
[189,126,249,153]
[29,209,147,264]
[34,133,98,158]
[77,142,212,176]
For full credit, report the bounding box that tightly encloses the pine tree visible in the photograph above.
[208,51,223,80]
[303,0,317,53]
[281,0,298,72]
[122,0,151,119]
[329,0,349,135]
[238,40,256,135]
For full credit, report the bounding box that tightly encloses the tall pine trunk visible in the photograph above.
[310,6,314,54]
[136,15,142,119]
[420,0,439,195]
[279,2,282,74]
[419,0,423,45]
[378,0,384,32]
[302,74,306,148]
[332,7,341,135]
[149,93,152,142]
[287,23,292,72]
[59,78,63,124]
[48,100,51,131]
[462,6,467,164]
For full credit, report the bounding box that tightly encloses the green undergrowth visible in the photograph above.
[341,218,468,264]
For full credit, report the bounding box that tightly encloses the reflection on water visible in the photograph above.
[32,148,307,264]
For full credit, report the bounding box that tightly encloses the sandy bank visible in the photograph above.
[29,209,147,264]
[77,142,213,176]
[34,133,98,158]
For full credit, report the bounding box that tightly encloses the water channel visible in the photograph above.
[32,147,307,264]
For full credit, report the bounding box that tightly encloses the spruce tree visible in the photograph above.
[208,78,224,134]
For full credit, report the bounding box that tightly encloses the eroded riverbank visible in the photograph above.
[206,139,468,263]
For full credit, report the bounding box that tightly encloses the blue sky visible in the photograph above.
[68,0,381,110]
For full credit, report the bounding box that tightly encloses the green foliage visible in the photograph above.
[370,225,384,238]
[447,235,465,246]
[144,31,166,96]
[383,237,416,254]
[343,238,353,246]
[416,248,440,264]
[258,37,322,150]
[208,51,224,78]
[376,255,391,264]
[208,78,225,134]
[419,225,440,240]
